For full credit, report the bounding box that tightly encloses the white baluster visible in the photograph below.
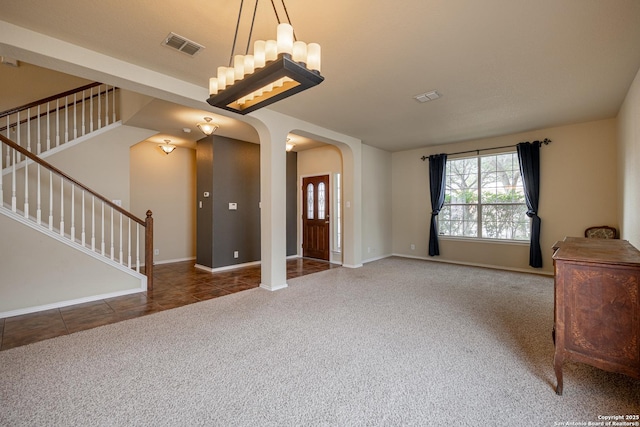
[91,196,96,251]
[26,107,31,154]
[81,89,86,136]
[46,101,51,151]
[5,116,10,167]
[81,191,86,246]
[136,223,140,273]
[110,206,114,260]
[101,201,105,256]
[98,85,102,129]
[59,177,64,236]
[64,96,69,143]
[105,86,109,126]
[23,155,28,218]
[37,105,41,154]
[48,171,54,230]
[73,93,77,140]
[119,212,123,264]
[16,111,20,162]
[70,184,75,242]
[55,99,60,147]
[36,165,41,224]
[11,149,16,212]
[90,87,94,133]
[128,218,132,268]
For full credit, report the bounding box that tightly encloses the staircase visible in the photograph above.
[0,84,154,317]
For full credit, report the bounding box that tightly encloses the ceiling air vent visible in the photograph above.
[414,90,442,103]
[162,32,205,57]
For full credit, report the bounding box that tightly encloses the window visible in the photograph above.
[438,152,530,241]
[318,182,326,219]
[306,183,314,219]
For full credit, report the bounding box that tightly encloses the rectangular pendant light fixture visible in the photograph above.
[206,1,324,115]
[207,53,324,115]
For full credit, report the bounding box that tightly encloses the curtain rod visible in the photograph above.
[420,138,551,161]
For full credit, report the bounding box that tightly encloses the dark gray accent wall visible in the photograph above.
[196,138,214,267]
[196,136,298,269]
[286,151,297,256]
[211,137,261,268]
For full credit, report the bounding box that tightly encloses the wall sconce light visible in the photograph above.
[159,139,177,155]
[286,137,295,152]
[197,117,219,136]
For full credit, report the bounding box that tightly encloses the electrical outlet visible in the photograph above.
[233,251,239,259]
[410,244,415,250]
[154,249,160,255]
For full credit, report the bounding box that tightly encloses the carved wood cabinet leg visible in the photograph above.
[554,353,563,395]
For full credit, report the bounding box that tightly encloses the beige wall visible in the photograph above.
[618,67,640,248]
[0,62,91,111]
[362,144,392,262]
[45,124,156,211]
[0,214,142,315]
[392,118,618,274]
[130,141,197,263]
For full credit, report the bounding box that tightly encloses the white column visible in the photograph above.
[253,119,289,291]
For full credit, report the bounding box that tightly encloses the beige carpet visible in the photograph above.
[1,257,638,426]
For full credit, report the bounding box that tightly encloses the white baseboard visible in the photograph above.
[361,254,392,264]
[0,286,145,319]
[153,257,196,265]
[260,282,288,291]
[342,263,364,269]
[194,260,262,273]
[391,253,554,276]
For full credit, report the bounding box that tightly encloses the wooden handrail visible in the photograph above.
[0,133,144,225]
[1,133,154,289]
[0,82,102,119]
[0,84,117,133]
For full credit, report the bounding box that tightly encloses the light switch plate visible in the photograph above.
[229,202,237,210]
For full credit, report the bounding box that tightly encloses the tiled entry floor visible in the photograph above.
[0,258,337,351]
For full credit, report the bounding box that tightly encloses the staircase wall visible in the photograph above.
[0,124,157,317]
[0,213,143,316]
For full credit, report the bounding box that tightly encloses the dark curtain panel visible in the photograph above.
[517,141,543,268]
[428,154,447,256]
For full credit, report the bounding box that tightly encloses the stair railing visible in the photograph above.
[0,82,119,163]
[0,133,153,290]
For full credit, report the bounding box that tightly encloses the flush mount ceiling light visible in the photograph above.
[206,0,324,115]
[414,90,442,103]
[197,117,219,136]
[159,139,177,155]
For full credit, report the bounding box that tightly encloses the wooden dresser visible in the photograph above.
[552,237,640,395]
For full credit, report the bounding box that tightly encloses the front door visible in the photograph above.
[302,175,330,260]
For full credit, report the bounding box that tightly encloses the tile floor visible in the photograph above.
[0,258,337,351]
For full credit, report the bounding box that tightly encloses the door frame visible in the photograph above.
[298,172,336,261]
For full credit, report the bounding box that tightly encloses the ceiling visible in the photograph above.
[1,0,640,152]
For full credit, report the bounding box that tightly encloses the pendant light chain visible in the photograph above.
[244,0,260,55]
[229,0,245,66]
[270,0,297,41]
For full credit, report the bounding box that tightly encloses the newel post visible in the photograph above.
[145,210,154,291]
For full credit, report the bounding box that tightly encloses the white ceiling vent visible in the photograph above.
[414,90,442,103]
[162,32,205,57]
